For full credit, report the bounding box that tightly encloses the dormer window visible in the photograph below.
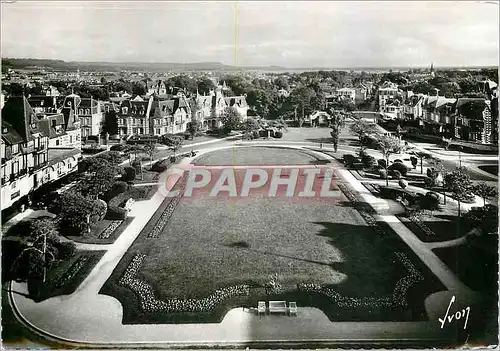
[2,127,7,134]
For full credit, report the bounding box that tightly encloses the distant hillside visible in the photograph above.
[1,58,289,72]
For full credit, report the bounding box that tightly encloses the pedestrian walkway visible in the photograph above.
[2,209,56,234]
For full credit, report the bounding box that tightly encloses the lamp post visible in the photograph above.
[87,214,91,234]
[458,146,463,168]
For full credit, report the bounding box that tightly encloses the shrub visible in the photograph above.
[56,241,76,260]
[426,191,440,200]
[151,159,170,173]
[388,162,408,176]
[465,205,498,235]
[259,130,268,137]
[161,134,184,146]
[274,131,283,138]
[419,193,440,212]
[398,179,408,189]
[131,160,142,173]
[114,181,128,194]
[106,205,127,220]
[122,167,136,182]
[252,130,260,139]
[391,170,402,179]
[169,155,177,163]
[379,169,387,179]
[110,144,125,152]
[45,191,61,213]
[410,156,418,168]
[95,199,108,221]
[377,159,387,169]
[361,155,376,168]
[394,159,403,163]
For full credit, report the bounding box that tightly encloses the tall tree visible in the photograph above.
[102,110,119,136]
[349,119,375,141]
[472,182,498,206]
[197,77,215,95]
[444,166,474,219]
[377,135,404,186]
[221,106,242,133]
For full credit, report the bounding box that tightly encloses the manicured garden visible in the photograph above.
[101,147,445,324]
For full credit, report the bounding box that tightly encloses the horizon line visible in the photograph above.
[2,57,499,70]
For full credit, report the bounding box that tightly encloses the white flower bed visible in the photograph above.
[408,213,435,236]
[148,183,185,239]
[99,220,123,239]
[56,256,90,288]
[119,254,250,313]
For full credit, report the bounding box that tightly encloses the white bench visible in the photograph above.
[288,301,298,316]
[268,301,287,314]
[257,301,266,317]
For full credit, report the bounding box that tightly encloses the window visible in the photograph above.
[122,107,128,114]
[156,128,161,135]
[11,181,17,189]
[70,135,73,143]
[56,139,60,146]
[2,127,7,134]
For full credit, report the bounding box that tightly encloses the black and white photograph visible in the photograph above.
[1,1,498,349]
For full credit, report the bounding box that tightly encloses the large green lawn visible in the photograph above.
[101,146,444,323]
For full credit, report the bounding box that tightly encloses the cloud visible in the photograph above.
[1,1,498,67]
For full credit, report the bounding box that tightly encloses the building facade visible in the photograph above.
[1,97,81,209]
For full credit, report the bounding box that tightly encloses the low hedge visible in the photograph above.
[388,162,408,176]
[106,205,128,220]
[274,131,283,138]
[379,186,420,205]
[122,167,136,182]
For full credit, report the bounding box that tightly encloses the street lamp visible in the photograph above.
[458,146,463,168]
[86,214,91,234]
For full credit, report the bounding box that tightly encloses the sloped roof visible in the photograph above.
[1,96,39,142]
[28,95,58,108]
[80,97,98,108]
[1,119,24,145]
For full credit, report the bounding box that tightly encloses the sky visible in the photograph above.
[1,1,499,68]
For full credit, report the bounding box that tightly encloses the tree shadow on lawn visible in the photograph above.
[312,221,446,318]
[100,219,445,324]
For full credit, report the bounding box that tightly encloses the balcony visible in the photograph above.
[9,168,29,182]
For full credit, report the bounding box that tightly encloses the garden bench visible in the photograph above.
[268,301,287,314]
[257,301,266,316]
[288,301,298,316]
